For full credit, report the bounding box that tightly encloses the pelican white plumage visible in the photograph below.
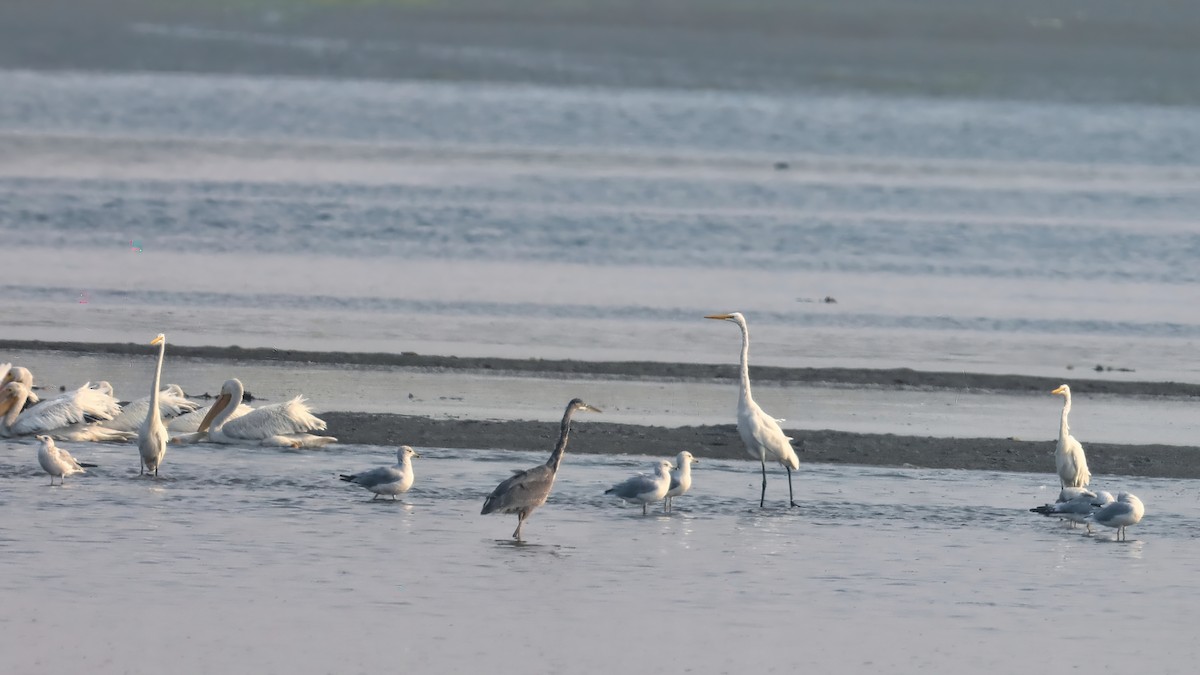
[606,459,674,515]
[0,381,131,442]
[195,378,335,448]
[36,434,97,485]
[0,365,39,406]
[137,334,169,476]
[168,400,253,434]
[706,312,800,508]
[1091,492,1145,541]
[1051,384,1091,489]
[663,450,698,513]
[101,383,200,432]
[339,446,421,500]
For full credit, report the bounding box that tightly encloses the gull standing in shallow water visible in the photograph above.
[606,459,674,515]
[1030,489,1114,532]
[1091,492,1145,541]
[36,435,97,485]
[481,398,601,541]
[340,446,420,500]
[706,312,801,508]
[663,450,698,513]
[1051,384,1091,489]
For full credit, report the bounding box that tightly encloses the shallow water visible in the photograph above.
[0,438,1194,674]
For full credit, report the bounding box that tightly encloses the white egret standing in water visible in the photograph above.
[1051,384,1091,489]
[137,334,169,476]
[706,312,800,508]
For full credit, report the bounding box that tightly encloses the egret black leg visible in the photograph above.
[760,459,767,508]
[787,466,798,508]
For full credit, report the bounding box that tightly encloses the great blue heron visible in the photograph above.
[1051,385,1091,489]
[705,312,800,508]
[137,334,168,477]
[340,446,421,500]
[1090,492,1145,541]
[1030,489,1114,532]
[606,459,673,515]
[36,435,97,485]
[481,398,601,541]
[664,450,698,513]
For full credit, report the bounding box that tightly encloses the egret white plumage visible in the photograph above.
[706,312,800,508]
[36,434,97,485]
[606,459,673,515]
[1051,384,1091,489]
[339,446,420,500]
[481,398,600,541]
[663,450,698,513]
[137,334,169,476]
[0,381,131,442]
[193,378,335,448]
[1091,492,1145,541]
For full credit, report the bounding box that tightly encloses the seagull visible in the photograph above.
[1030,489,1115,532]
[36,434,97,486]
[1090,492,1146,541]
[663,450,698,513]
[339,446,420,500]
[605,460,673,515]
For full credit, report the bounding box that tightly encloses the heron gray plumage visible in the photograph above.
[663,450,698,513]
[340,446,420,500]
[481,398,600,541]
[606,459,673,515]
[1090,492,1145,541]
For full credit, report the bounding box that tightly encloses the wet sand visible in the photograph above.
[6,339,1198,479]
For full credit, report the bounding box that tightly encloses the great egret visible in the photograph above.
[481,398,601,541]
[706,312,800,508]
[664,450,698,513]
[36,435,97,485]
[1030,490,1114,532]
[340,446,421,500]
[1051,384,1091,489]
[137,334,169,476]
[1090,492,1145,541]
[194,378,336,448]
[606,459,673,515]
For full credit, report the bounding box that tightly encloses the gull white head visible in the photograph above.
[675,450,698,467]
[398,445,421,461]
[656,459,674,476]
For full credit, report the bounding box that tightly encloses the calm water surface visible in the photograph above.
[1,439,1195,674]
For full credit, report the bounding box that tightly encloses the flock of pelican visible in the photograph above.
[1,312,1147,542]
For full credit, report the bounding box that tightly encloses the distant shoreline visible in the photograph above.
[322,412,1200,480]
[5,338,1200,398]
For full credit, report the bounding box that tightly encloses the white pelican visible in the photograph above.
[0,381,132,442]
[1051,384,1091,489]
[482,398,601,541]
[100,384,200,432]
[605,459,673,515]
[664,450,698,513]
[0,364,40,406]
[706,312,801,508]
[195,378,336,448]
[168,399,253,434]
[137,334,169,476]
[1091,492,1145,541]
[339,446,421,500]
[36,435,97,485]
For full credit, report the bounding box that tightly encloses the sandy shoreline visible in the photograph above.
[6,339,1200,398]
[323,412,1200,480]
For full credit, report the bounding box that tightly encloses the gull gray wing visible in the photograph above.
[606,474,660,500]
[346,466,404,489]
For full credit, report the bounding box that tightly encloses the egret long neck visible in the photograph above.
[1058,394,1071,441]
[148,340,165,425]
[545,408,577,473]
[737,321,753,405]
